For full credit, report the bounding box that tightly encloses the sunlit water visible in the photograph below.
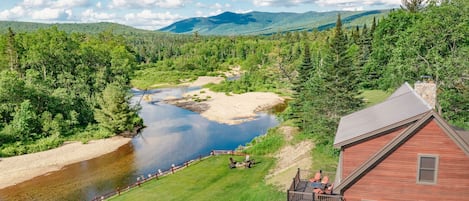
[0,87,280,201]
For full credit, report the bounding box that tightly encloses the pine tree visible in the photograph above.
[401,0,427,12]
[324,14,363,118]
[94,82,142,134]
[288,42,315,128]
[293,42,313,93]
[6,27,19,73]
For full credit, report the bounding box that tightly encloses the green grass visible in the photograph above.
[108,155,285,201]
[243,127,285,156]
[361,90,391,107]
[131,68,197,89]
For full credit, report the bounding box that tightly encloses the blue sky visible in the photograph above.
[0,0,401,30]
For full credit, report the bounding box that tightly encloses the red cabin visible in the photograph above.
[333,82,469,201]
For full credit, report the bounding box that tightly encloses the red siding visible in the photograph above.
[344,120,469,201]
[342,127,405,179]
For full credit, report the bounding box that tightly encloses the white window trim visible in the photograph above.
[416,154,439,185]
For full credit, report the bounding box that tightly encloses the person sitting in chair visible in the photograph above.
[313,176,333,195]
[229,157,237,169]
[310,172,322,189]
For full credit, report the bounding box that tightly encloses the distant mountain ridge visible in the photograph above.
[159,10,389,35]
[0,21,155,34]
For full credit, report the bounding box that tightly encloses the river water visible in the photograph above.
[0,87,280,201]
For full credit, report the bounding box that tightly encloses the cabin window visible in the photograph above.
[417,154,438,184]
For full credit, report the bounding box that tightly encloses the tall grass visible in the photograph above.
[243,127,285,156]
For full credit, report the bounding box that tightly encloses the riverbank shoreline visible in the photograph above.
[0,136,131,190]
[164,76,285,125]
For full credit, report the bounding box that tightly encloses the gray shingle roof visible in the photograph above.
[334,83,432,147]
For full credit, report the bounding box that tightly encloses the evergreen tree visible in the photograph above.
[293,42,313,93]
[324,14,363,118]
[401,0,427,12]
[94,82,142,134]
[6,27,19,72]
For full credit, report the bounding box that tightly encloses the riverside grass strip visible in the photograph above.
[108,155,285,201]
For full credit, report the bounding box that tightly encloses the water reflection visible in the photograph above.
[0,143,136,201]
[0,87,279,201]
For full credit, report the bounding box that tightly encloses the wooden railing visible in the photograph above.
[90,150,244,201]
[287,168,344,201]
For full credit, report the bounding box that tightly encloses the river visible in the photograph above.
[0,87,280,201]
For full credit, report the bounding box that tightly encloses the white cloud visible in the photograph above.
[211,3,223,9]
[124,10,184,29]
[21,0,47,8]
[51,0,89,9]
[81,9,115,21]
[20,0,89,9]
[109,0,187,9]
[195,10,204,17]
[252,0,315,7]
[209,9,224,16]
[96,1,102,8]
[315,0,399,11]
[341,6,364,11]
[235,9,253,14]
[252,0,399,8]
[196,2,206,8]
[0,6,26,20]
[31,7,71,20]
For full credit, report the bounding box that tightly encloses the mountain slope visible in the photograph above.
[0,21,155,35]
[159,10,389,35]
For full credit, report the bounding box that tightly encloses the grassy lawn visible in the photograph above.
[108,155,285,201]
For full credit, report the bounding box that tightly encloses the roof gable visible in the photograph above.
[334,83,432,147]
[334,111,469,194]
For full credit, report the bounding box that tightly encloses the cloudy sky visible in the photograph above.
[0,0,401,30]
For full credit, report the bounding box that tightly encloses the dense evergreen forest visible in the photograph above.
[0,0,467,157]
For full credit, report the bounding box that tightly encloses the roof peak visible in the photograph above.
[334,82,432,147]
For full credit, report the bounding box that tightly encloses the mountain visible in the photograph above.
[0,21,155,35]
[159,10,389,35]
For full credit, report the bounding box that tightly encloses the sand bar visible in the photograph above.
[0,136,130,189]
[167,76,285,125]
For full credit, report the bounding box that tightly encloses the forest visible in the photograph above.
[0,0,467,158]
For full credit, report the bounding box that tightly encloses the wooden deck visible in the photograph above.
[287,180,315,201]
[287,169,344,201]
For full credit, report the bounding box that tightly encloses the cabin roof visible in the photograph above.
[334,111,469,194]
[334,83,432,148]
[455,128,469,148]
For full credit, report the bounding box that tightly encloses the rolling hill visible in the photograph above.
[0,21,155,35]
[159,10,389,35]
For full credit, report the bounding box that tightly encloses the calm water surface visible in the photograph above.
[0,87,279,201]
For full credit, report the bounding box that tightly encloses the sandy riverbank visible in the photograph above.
[0,136,131,189]
[166,76,285,125]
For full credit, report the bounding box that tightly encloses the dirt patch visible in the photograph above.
[265,126,314,191]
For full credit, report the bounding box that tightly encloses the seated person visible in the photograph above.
[310,172,322,188]
[313,176,333,195]
[309,172,322,183]
[229,157,237,169]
